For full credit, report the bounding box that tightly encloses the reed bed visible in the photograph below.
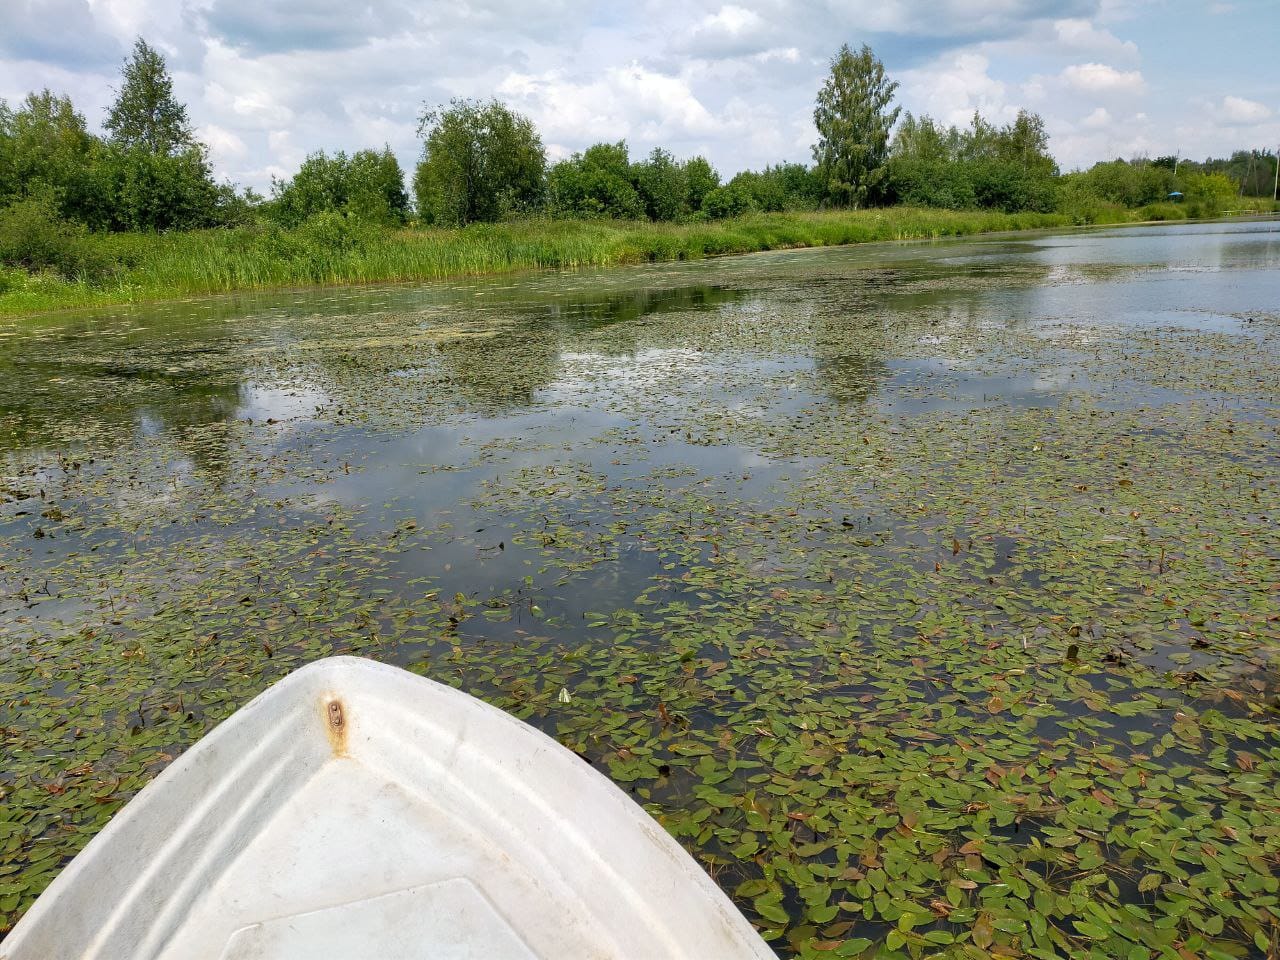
[2,208,1072,315]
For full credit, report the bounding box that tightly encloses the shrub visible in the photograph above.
[1136,202,1188,222]
[702,184,754,219]
[546,142,645,220]
[269,149,408,228]
[683,157,720,213]
[1182,172,1237,216]
[631,148,688,221]
[0,195,110,280]
[296,209,372,253]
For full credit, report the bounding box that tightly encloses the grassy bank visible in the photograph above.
[0,207,1071,316]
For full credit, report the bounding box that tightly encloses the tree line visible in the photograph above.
[2,38,1274,255]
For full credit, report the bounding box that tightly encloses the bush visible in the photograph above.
[1182,172,1237,216]
[0,195,110,280]
[631,148,688,221]
[1136,202,1188,222]
[702,184,754,219]
[728,164,823,212]
[546,142,645,220]
[296,210,373,253]
[269,149,408,228]
[885,159,976,209]
[885,158,1056,213]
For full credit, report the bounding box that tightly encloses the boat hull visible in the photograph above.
[2,657,773,959]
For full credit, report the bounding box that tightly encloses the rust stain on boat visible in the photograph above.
[325,698,348,756]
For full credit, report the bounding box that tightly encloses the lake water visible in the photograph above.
[2,219,1279,955]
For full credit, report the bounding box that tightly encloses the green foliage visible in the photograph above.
[1058,159,1176,208]
[886,110,1058,212]
[0,91,105,223]
[682,156,720,213]
[995,110,1054,174]
[547,142,645,219]
[1186,149,1278,197]
[1135,202,1188,222]
[295,209,374,253]
[0,194,109,280]
[414,99,545,226]
[346,149,410,225]
[0,63,232,234]
[104,38,195,155]
[727,164,823,213]
[269,148,409,228]
[0,208,1070,313]
[1182,171,1237,215]
[886,159,976,209]
[1054,160,1246,220]
[701,183,755,219]
[812,43,900,207]
[98,143,226,232]
[631,147,688,221]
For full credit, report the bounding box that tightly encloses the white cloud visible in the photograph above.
[1051,19,1138,59]
[1061,62,1145,94]
[0,0,1271,191]
[1220,95,1271,124]
[199,123,248,163]
[1080,106,1111,128]
[754,47,801,64]
[498,64,723,149]
[1053,110,1160,169]
[680,5,773,60]
[899,53,1015,128]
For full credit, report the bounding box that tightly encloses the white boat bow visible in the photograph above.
[2,656,774,960]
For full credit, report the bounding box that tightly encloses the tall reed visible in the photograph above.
[3,207,1073,315]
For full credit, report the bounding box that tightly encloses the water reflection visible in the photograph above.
[0,344,242,461]
[539,284,745,330]
[812,353,887,404]
[2,220,1277,475]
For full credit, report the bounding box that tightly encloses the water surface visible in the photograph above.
[2,219,1279,956]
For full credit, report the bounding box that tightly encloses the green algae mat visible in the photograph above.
[2,220,1278,958]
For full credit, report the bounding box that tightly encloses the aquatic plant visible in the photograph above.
[2,224,1277,958]
[0,207,1075,316]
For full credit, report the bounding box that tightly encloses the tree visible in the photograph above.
[0,91,105,222]
[885,108,1058,213]
[631,147,688,221]
[269,152,348,227]
[346,148,409,225]
[269,148,408,227]
[100,143,222,231]
[702,182,753,219]
[812,43,900,207]
[996,110,1054,174]
[682,156,720,213]
[546,141,644,219]
[105,39,194,155]
[414,99,544,226]
[96,38,238,230]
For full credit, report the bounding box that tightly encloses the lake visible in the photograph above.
[2,219,1278,956]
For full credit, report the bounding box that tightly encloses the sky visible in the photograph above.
[2,0,1277,193]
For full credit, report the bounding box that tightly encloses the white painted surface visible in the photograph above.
[2,657,773,960]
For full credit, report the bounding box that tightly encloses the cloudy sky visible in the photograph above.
[2,0,1276,192]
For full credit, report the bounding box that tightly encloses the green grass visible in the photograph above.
[0,208,1076,316]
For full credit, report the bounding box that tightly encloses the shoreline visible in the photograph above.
[0,208,1069,318]
[2,208,1273,319]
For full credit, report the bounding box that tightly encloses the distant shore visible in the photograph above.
[1,205,1271,318]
